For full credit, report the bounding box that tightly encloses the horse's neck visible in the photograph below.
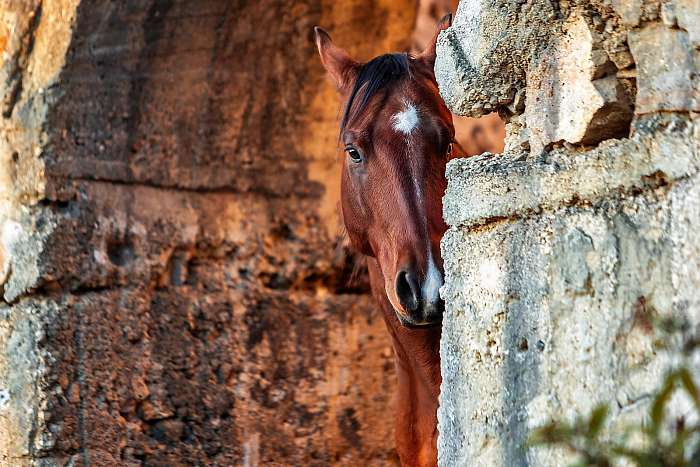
[366,257,441,400]
[367,258,441,466]
[389,321,442,410]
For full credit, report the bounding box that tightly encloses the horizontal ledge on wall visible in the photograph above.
[443,115,699,229]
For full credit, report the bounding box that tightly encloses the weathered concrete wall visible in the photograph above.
[0,0,417,465]
[436,0,699,465]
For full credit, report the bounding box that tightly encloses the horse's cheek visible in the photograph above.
[339,185,373,256]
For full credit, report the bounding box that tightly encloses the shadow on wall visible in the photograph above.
[412,0,506,156]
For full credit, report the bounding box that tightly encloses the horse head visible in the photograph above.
[315,15,454,327]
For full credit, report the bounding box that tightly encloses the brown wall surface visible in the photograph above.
[0,1,417,465]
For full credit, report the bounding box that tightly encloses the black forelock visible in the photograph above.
[340,52,411,133]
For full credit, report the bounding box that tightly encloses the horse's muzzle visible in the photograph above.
[400,301,444,328]
[395,268,444,326]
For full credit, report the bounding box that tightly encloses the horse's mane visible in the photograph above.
[340,53,411,133]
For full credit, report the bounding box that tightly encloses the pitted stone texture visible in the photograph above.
[0,183,401,466]
[0,0,80,209]
[611,0,643,26]
[613,0,700,43]
[0,301,59,463]
[525,15,632,153]
[0,213,58,303]
[628,23,699,114]
[1,288,396,466]
[434,0,559,117]
[675,0,700,47]
[435,0,636,154]
[443,115,699,228]
[437,0,700,464]
[439,185,683,466]
[439,114,700,466]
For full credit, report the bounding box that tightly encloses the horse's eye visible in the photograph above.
[346,145,363,163]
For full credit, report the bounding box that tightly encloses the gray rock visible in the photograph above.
[434,0,559,118]
[436,1,700,465]
[628,24,699,114]
[439,115,700,466]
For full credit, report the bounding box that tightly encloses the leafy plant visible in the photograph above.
[529,315,700,466]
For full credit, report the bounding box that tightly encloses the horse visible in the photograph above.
[314,15,457,467]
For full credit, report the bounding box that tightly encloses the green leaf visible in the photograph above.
[528,423,576,446]
[587,404,609,438]
[526,319,700,467]
[678,367,700,411]
[651,372,678,436]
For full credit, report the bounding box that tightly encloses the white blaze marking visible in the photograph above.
[422,251,443,304]
[392,102,419,135]
[391,101,443,309]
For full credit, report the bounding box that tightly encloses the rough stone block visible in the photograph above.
[442,209,649,465]
[628,24,699,114]
[439,182,689,465]
[434,0,559,117]
[436,1,700,466]
[525,16,633,154]
[444,115,698,229]
[611,0,643,27]
[675,0,700,48]
[439,112,700,465]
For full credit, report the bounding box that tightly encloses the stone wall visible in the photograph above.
[436,0,699,465]
[0,1,417,465]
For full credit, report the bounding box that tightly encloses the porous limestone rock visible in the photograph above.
[525,15,633,154]
[434,0,560,117]
[675,0,700,47]
[628,23,699,114]
[611,0,643,26]
[436,0,700,465]
[439,115,699,466]
[436,1,638,152]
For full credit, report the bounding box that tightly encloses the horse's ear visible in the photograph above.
[419,13,452,68]
[314,27,359,92]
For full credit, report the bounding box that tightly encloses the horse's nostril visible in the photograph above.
[396,269,420,312]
